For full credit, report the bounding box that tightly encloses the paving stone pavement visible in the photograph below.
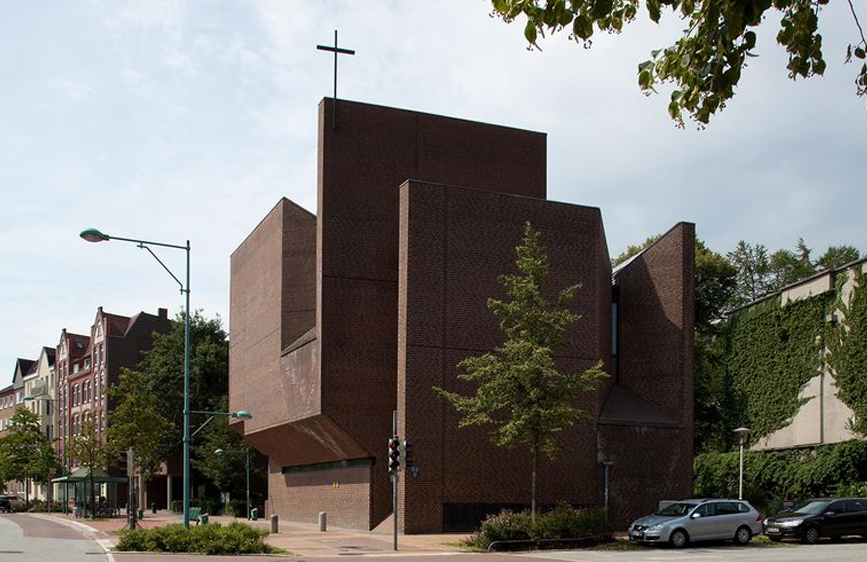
[41,510,471,557]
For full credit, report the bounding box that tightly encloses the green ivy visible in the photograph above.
[726,293,832,439]
[827,269,867,434]
[695,440,867,505]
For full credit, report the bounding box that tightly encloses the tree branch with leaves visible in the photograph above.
[489,0,867,126]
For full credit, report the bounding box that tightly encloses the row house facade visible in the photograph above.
[56,307,170,476]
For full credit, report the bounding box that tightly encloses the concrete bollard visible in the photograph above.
[270,514,279,533]
[318,511,327,532]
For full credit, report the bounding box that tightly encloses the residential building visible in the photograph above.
[56,306,171,508]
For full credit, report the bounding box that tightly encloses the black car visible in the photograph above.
[0,496,12,513]
[763,498,867,543]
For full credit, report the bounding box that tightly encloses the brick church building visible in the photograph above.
[229,99,694,532]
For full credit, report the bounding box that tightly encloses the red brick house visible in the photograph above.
[229,99,694,531]
[56,306,170,507]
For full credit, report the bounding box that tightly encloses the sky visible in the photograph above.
[1,0,865,375]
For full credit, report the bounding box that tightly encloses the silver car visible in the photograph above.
[628,498,763,548]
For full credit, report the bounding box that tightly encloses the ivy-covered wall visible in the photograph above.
[726,293,833,439]
[828,269,867,434]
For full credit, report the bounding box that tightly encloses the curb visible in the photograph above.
[32,514,117,561]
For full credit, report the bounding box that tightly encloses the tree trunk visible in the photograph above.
[531,440,538,523]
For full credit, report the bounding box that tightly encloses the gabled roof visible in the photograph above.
[12,358,36,387]
[41,347,56,367]
[102,312,132,337]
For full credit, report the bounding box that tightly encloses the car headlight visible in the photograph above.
[646,524,663,532]
[778,519,803,527]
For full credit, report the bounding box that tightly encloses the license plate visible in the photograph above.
[766,527,780,534]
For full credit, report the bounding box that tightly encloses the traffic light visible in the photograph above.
[401,440,413,470]
[387,437,401,473]
[118,450,128,474]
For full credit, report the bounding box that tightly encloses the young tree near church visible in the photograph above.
[435,222,607,520]
[487,0,867,126]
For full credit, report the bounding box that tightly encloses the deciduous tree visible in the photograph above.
[107,367,174,484]
[0,408,59,508]
[66,420,110,518]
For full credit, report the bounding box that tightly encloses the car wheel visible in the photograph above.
[670,529,689,548]
[802,526,820,544]
[734,525,752,545]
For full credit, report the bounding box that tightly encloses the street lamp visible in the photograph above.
[734,427,750,500]
[24,395,63,514]
[214,448,251,520]
[80,227,193,528]
[190,410,252,440]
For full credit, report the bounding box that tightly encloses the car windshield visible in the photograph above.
[789,500,831,515]
[655,502,697,516]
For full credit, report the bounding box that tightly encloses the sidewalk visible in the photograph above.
[44,510,471,557]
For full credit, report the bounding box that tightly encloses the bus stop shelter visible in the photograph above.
[52,467,127,517]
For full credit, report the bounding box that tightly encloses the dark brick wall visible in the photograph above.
[599,223,695,528]
[615,223,694,427]
[398,181,612,532]
[315,100,549,529]
[267,458,374,530]
[229,199,317,440]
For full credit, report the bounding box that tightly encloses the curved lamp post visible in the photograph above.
[24,395,62,514]
[80,228,193,528]
[190,410,252,440]
[734,427,750,500]
[214,448,251,520]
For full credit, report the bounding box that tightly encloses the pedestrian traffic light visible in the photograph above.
[388,437,401,473]
[401,440,413,470]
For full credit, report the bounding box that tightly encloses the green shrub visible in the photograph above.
[469,506,609,549]
[116,522,277,554]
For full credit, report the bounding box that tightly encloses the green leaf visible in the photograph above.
[593,0,614,19]
[524,20,538,44]
[573,14,593,40]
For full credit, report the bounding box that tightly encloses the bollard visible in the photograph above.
[270,514,279,533]
[318,511,327,532]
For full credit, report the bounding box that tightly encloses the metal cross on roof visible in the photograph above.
[317,30,355,130]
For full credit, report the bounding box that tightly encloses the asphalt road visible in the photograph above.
[0,513,112,562]
[510,540,867,562]
[106,542,867,562]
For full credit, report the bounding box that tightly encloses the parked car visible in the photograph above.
[628,498,763,548]
[763,498,867,543]
[0,496,12,513]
